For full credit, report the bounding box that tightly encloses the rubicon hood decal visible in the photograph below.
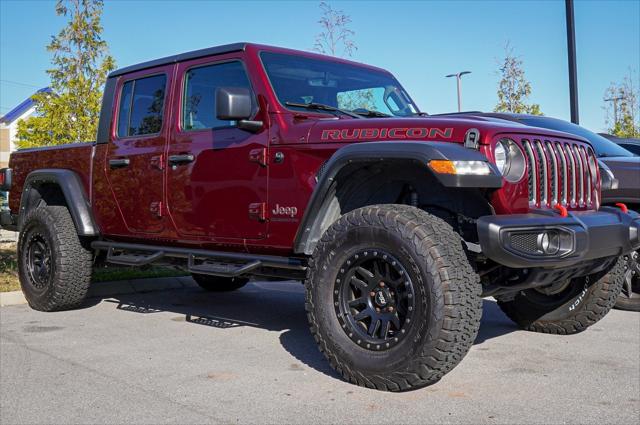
[321,127,454,141]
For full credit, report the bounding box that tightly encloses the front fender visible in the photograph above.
[294,141,502,254]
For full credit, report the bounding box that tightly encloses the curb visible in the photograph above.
[0,276,197,307]
[0,290,27,307]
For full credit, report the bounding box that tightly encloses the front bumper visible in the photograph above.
[477,207,640,269]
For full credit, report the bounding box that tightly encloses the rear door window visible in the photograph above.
[116,74,167,137]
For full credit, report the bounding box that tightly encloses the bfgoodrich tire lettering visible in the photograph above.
[18,206,92,311]
[305,204,482,392]
[497,257,625,334]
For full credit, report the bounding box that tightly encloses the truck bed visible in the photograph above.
[8,142,95,212]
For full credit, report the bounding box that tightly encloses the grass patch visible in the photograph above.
[0,242,188,292]
[0,242,20,292]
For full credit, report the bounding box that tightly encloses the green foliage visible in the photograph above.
[604,70,639,138]
[313,1,356,58]
[16,0,115,148]
[494,44,542,116]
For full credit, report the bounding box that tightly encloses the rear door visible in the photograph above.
[167,55,268,240]
[106,66,172,234]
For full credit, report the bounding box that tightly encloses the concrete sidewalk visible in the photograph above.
[1,279,639,424]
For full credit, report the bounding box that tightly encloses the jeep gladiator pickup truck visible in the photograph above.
[2,43,640,392]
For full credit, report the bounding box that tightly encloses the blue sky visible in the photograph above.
[1,0,638,132]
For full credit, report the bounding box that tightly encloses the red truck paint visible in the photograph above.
[7,43,597,256]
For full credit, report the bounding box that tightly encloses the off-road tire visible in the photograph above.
[497,257,625,334]
[191,274,249,292]
[18,206,93,311]
[305,204,482,392]
[614,251,640,312]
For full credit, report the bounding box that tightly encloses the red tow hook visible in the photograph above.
[554,204,568,218]
[615,202,629,213]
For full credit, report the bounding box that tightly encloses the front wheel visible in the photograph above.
[305,205,482,392]
[497,257,625,334]
[614,250,640,312]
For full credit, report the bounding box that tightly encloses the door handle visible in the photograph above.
[109,158,130,169]
[168,154,195,166]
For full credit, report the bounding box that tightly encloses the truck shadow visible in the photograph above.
[91,280,518,381]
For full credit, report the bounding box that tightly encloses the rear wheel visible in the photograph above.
[191,274,248,292]
[305,205,482,391]
[497,257,625,334]
[614,250,640,311]
[18,206,93,311]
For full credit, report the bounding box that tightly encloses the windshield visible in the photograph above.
[260,52,419,117]
[518,116,634,158]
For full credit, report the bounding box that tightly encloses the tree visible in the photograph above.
[494,44,542,115]
[313,2,356,58]
[16,0,115,148]
[604,70,639,138]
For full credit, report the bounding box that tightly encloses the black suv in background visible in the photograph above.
[440,112,640,312]
[599,133,640,156]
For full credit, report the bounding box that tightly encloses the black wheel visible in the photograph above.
[305,204,482,391]
[615,250,640,312]
[191,274,248,292]
[497,257,626,334]
[18,206,93,311]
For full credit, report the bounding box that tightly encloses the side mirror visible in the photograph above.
[216,87,252,120]
[215,87,263,132]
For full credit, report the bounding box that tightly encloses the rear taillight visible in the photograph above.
[0,168,12,191]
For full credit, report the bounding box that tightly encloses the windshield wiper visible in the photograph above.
[285,102,363,119]
[352,109,391,118]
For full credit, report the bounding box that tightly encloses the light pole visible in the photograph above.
[566,0,579,124]
[445,71,471,112]
[604,96,624,125]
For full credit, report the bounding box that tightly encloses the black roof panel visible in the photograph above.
[108,42,248,78]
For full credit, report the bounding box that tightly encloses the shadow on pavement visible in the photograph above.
[89,280,518,381]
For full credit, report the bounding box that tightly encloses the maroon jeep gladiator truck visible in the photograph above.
[2,43,639,391]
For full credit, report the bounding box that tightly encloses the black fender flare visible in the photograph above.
[293,141,502,254]
[18,169,99,236]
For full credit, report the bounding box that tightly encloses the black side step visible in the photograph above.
[106,247,165,266]
[188,257,262,277]
[92,240,307,278]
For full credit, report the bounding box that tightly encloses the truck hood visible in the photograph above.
[304,116,589,145]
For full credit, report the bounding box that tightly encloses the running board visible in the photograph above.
[92,240,307,278]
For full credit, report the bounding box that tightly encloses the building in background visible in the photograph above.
[0,87,51,168]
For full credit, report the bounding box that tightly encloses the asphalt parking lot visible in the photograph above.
[1,278,639,424]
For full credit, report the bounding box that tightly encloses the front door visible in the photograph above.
[106,66,172,234]
[167,56,268,241]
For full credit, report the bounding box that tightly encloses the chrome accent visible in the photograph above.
[554,142,568,206]
[545,141,559,206]
[573,145,585,206]
[564,144,577,207]
[523,140,537,206]
[534,140,549,206]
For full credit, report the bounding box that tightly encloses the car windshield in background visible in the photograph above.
[260,52,419,117]
[518,116,634,158]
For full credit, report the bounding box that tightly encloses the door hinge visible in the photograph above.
[150,154,165,170]
[249,148,268,167]
[150,201,164,217]
[248,202,267,222]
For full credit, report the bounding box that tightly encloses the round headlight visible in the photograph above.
[495,139,526,183]
[494,141,507,173]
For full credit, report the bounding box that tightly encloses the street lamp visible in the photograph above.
[445,71,471,112]
[604,96,624,125]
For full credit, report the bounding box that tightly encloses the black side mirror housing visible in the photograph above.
[216,87,252,120]
[215,87,263,132]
